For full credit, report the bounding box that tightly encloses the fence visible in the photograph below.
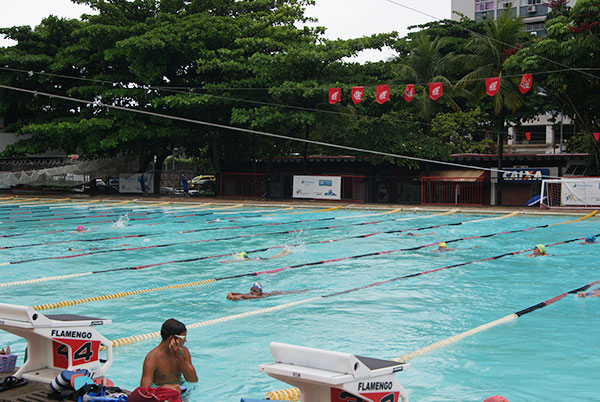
[340,175,366,203]
[421,176,489,205]
[220,172,266,199]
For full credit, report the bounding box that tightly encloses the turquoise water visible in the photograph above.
[0,201,599,402]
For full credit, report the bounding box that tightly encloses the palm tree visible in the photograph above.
[395,33,460,131]
[458,10,526,205]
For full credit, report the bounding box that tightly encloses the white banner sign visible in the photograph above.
[561,181,600,206]
[119,173,154,194]
[293,175,341,200]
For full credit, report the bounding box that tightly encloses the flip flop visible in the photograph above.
[72,375,95,391]
[0,376,28,392]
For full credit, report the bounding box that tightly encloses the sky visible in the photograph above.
[0,0,451,62]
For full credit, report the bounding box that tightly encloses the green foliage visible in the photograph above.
[507,0,600,172]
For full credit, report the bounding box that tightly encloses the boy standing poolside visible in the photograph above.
[140,318,198,393]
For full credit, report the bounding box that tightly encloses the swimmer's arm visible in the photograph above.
[227,292,244,301]
[140,353,157,387]
[178,346,198,383]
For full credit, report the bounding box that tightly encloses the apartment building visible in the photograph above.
[451,0,578,36]
[450,0,578,156]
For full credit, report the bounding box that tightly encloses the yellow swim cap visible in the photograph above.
[439,242,447,248]
[535,244,546,254]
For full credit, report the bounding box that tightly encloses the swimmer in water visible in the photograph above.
[68,244,128,252]
[220,248,291,263]
[577,287,600,298]
[527,244,548,257]
[404,232,435,236]
[580,235,597,245]
[433,242,456,252]
[226,282,308,301]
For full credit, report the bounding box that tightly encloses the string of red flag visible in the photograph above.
[328,73,533,104]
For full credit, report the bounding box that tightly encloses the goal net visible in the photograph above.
[540,178,600,209]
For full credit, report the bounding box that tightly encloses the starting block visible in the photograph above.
[259,342,410,402]
[0,303,113,383]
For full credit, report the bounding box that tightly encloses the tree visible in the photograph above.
[392,32,461,130]
[507,0,600,173]
[457,10,529,204]
[0,0,406,193]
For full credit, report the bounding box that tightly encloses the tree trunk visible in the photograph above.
[496,113,505,205]
[153,151,169,195]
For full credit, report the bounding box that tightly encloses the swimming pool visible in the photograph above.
[1,199,598,401]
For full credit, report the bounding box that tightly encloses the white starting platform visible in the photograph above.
[0,303,113,384]
[259,342,410,402]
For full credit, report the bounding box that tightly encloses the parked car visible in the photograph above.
[188,175,216,194]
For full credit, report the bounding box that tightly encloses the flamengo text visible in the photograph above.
[51,330,93,338]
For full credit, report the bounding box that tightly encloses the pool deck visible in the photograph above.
[0,373,51,402]
[9,192,595,217]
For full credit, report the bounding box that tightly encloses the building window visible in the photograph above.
[521,0,542,4]
[525,22,544,31]
[475,0,495,10]
[498,1,513,8]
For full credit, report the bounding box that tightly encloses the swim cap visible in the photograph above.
[535,244,546,254]
[76,225,84,231]
[586,235,597,243]
[483,396,508,402]
[237,252,249,260]
[251,282,262,292]
[439,242,447,249]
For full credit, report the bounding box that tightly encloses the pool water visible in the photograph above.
[1,201,599,402]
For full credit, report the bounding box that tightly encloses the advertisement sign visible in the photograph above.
[293,175,341,200]
[119,173,154,193]
[562,181,600,206]
[502,168,549,182]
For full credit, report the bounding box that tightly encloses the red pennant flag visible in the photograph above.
[351,86,364,104]
[486,77,500,96]
[376,85,390,104]
[525,132,531,141]
[519,73,532,94]
[429,82,443,100]
[328,88,341,104]
[403,84,415,102]
[594,132,600,141]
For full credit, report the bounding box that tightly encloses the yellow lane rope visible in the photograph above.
[265,388,301,401]
[216,206,294,215]
[395,208,459,222]
[0,197,38,204]
[336,207,403,219]
[0,196,14,201]
[13,197,71,206]
[50,200,102,209]
[110,296,322,348]
[393,314,518,362]
[0,272,93,287]
[265,206,342,216]
[32,278,218,311]
[464,211,519,224]
[166,203,212,210]
[206,203,244,210]
[265,313,518,401]
[549,209,597,225]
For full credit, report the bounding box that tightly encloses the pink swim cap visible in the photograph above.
[484,396,508,402]
[76,225,84,231]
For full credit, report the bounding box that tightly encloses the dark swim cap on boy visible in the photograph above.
[160,318,186,340]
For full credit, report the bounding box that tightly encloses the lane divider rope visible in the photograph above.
[392,279,600,362]
[265,278,599,400]
[29,227,597,310]
[109,297,322,348]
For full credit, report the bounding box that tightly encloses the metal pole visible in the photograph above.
[559,113,564,153]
